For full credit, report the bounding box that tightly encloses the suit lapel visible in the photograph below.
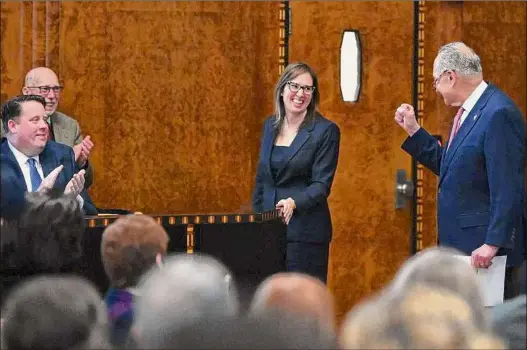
[263,121,276,180]
[1,141,28,191]
[51,112,67,144]
[439,84,496,185]
[39,143,55,177]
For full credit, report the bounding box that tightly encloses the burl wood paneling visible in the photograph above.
[0,1,61,102]
[0,2,27,102]
[289,1,414,320]
[421,1,527,249]
[0,1,280,213]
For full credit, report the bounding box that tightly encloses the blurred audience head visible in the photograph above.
[132,253,240,347]
[1,189,85,273]
[142,314,339,349]
[101,214,169,289]
[387,246,488,330]
[490,294,526,350]
[340,284,505,349]
[1,275,109,350]
[250,272,336,334]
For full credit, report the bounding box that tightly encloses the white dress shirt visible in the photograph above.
[7,140,43,192]
[459,80,488,127]
[7,140,84,208]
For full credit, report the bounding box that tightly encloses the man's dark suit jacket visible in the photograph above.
[1,139,97,219]
[402,83,526,267]
[252,114,340,243]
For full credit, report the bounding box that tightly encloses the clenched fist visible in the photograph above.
[394,103,421,136]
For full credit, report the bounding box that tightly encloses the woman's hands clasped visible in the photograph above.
[276,197,296,225]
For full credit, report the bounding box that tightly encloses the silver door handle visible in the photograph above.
[395,169,414,209]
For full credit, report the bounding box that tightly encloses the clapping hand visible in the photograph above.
[73,136,94,168]
[64,169,86,196]
[37,165,64,192]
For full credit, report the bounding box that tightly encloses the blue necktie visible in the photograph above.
[28,158,42,192]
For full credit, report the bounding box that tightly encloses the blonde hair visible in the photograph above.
[340,285,505,349]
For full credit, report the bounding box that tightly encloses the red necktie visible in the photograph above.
[446,107,464,151]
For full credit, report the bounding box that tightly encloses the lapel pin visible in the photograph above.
[473,114,478,120]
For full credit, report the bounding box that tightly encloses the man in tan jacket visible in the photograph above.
[1,67,94,188]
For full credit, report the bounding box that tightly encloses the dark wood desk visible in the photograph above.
[81,210,286,302]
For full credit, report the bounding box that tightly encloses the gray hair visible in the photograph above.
[1,275,110,350]
[273,62,319,131]
[434,42,483,77]
[387,246,489,331]
[133,253,240,346]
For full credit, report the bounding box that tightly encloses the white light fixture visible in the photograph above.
[340,30,362,102]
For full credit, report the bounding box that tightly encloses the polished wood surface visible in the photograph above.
[85,209,281,228]
[289,1,414,321]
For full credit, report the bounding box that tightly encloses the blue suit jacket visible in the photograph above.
[1,139,97,219]
[402,83,526,266]
[252,114,340,243]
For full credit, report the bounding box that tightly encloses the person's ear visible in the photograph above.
[7,119,18,134]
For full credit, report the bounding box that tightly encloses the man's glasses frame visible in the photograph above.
[27,85,64,95]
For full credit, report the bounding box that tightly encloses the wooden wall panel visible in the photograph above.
[1,2,25,102]
[422,1,527,249]
[2,1,280,213]
[289,1,414,321]
[0,1,62,102]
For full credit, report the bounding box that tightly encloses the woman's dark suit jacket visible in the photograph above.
[252,114,340,243]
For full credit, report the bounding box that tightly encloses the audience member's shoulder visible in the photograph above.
[53,111,77,123]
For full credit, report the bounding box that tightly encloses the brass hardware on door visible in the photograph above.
[395,169,414,209]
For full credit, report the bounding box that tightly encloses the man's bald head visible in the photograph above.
[249,272,336,333]
[22,67,62,115]
[25,67,57,86]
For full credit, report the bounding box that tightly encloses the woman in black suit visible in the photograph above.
[252,62,340,283]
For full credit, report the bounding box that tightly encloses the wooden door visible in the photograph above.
[289,1,415,321]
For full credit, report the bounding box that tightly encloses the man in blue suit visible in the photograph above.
[1,95,97,220]
[395,42,526,299]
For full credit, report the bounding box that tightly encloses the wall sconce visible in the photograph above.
[340,30,362,102]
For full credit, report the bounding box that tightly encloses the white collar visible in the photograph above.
[7,140,39,167]
[462,81,488,114]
